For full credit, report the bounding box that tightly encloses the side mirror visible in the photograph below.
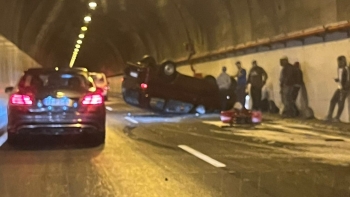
[5,86,14,94]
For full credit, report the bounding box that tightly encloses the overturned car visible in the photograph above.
[122,56,236,114]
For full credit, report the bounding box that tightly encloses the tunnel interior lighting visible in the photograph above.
[89,2,97,10]
[78,34,85,39]
[75,44,81,49]
[55,67,59,71]
[77,40,82,44]
[74,48,79,52]
[81,26,88,31]
[84,16,92,23]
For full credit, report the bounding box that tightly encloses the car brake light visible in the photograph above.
[140,83,148,90]
[82,94,103,105]
[10,94,33,105]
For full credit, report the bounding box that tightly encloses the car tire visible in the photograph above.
[159,60,177,82]
[7,133,17,145]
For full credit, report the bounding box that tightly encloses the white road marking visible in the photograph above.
[178,145,226,168]
[106,106,113,111]
[124,116,139,124]
[0,132,7,147]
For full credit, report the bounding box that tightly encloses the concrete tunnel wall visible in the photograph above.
[177,38,350,122]
[0,35,41,131]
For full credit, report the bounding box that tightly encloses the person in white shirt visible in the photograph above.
[325,56,350,122]
[217,66,231,110]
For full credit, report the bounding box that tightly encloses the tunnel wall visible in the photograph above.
[107,76,123,96]
[177,38,350,122]
[0,34,41,130]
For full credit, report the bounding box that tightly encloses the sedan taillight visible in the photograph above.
[10,94,33,105]
[82,94,103,105]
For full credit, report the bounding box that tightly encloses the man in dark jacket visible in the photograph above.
[291,62,304,116]
[234,61,247,107]
[325,56,350,122]
[280,57,298,117]
[248,60,268,111]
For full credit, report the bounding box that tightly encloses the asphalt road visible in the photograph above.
[1,96,350,197]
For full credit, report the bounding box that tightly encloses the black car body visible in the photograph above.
[122,56,236,113]
[6,68,106,144]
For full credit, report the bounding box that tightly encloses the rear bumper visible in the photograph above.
[8,112,105,135]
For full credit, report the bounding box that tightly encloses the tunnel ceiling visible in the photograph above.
[0,0,350,75]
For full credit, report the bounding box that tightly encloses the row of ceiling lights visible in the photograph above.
[69,2,98,67]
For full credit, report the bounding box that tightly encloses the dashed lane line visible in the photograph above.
[178,145,226,168]
[106,106,113,111]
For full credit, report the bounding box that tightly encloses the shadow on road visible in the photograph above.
[1,134,105,154]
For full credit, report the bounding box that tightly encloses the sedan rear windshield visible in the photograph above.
[18,73,90,90]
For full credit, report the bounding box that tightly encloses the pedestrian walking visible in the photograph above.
[217,66,232,110]
[325,56,350,122]
[234,61,247,107]
[248,60,268,111]
[280,57,298,117]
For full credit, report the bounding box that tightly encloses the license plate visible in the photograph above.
[130,71,138,78]
[43,96,72,106]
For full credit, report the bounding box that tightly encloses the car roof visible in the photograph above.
[25,68,89,77]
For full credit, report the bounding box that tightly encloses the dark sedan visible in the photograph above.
[122,56,236,113]
[5,68,106,145]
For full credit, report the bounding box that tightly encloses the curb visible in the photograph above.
[263,114,350,132]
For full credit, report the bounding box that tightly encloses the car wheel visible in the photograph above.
[159,60,177,82]
[7,133,17,145]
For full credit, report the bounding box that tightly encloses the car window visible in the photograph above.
[18,73,89,90]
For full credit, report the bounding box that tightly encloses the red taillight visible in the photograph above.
[10,94,33,105]
[140,83,148,90]
[82,94,103,105]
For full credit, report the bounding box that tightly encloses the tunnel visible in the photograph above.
[0,0,348,74]
[2,1,350,196]
[1,0,350,121]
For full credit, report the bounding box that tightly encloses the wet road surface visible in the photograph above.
[1,97,350,197]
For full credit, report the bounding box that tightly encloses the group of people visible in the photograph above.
[216,55,350,122]
[216,60,268,111]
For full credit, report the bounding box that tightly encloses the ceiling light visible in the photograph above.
[84,16,92,23]
[89,2,97,10]
[55,67,59,71]
[74,48,79,52]
[78,34,85,39]
[81,26,88,31]
[75,44,81,49]
[77,40,82,44]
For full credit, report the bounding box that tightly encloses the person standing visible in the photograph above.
[217,66,232,110]
[280,57,297,117]
[291,62,304,116]
[325,56,350,122]
[248,60,268,111]
[234,61,247,107]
